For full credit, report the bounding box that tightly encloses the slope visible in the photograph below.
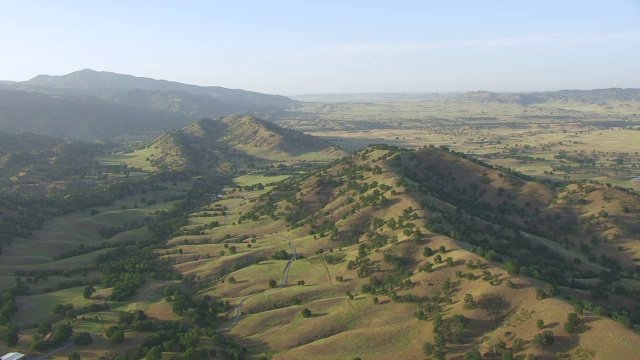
[0,89,192,140]
[160,145,640,360]
[141,115,344,171]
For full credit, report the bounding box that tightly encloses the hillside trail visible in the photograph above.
[220,234,297,332]
[321,253,333,284]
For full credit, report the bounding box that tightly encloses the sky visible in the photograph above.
[1,0,639,94]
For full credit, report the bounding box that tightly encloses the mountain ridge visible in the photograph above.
[25,69,298,108]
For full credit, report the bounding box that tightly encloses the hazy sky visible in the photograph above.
[1,1,639,94]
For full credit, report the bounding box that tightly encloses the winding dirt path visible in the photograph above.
[322,253,333,284]
[221,236,297,332]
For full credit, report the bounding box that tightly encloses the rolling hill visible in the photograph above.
[0,141,638,359]
[142,115,344,171]
[158,144,640,359]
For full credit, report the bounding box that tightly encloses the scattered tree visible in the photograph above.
[111,330,125,344]
[301,308,312,318]
[74,332,93,346]
[3,324,18,347]
[82,285,96,299]
[463,294,475,309]
[564,312,580,334]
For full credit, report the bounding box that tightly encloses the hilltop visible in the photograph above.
[138,115,344,171]
[156,145,640,359]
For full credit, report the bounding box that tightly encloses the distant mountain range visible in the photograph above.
[462,88,640,105]
[0,69,299,140]
[293,88,640,104]
[291,92,456,102]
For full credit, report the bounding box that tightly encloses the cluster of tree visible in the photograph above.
[98,218,149,238]
[114,322,245,360]
[31,323,74,352]
[164,287,232,326]
[0,289,18,325]
[270,249,292,260]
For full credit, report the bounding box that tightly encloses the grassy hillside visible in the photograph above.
[1,139,638,359]
[151,145,640,359]
[134,115,345,171]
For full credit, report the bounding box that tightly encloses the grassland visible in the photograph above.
[151,147,640,359]
[2,102,640,359]
[278,99,640,189]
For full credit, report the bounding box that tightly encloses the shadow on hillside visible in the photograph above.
[309,312,329,318]
[233,336,271,356]
[545,321,559,329]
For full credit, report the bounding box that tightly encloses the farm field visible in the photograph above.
[278,99,640,188]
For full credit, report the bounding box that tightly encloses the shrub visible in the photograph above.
[301,308,312,318]
[74,332,93,346]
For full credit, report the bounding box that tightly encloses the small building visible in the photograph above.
[1,353,25,360]
[43,331,53,343]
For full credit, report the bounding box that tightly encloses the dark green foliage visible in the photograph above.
[423,342,435,356]
[301,308,312,318]
[268,279,277,288]
[476,293,510,321]
[2,323,18,347]
[537,319,544,329]
[74,332,93,346]
[105,325,120,338]
[463,348,482,360]
[533,330,554,348]
[463,294,475,309]
[68,352,81,360]
[53,303,74,315]
[82,285,96,299]
[37,322,52,335]
[111,330,125,344]
[502,350,515,360]
[502,259,519,275]
[184,347,208,360]
[423,246,434,257]
[146,346,162,360]
[50,323,73,346]
[31,340,49,352]
[564,312,580,334]
[271,249,291,260]
[0,291,18,325]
